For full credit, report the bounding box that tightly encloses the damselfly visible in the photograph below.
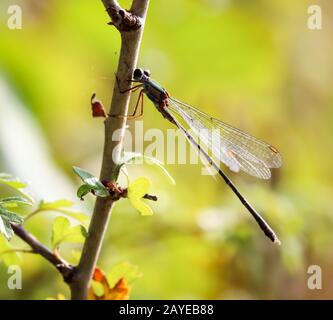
[119,68,282,244]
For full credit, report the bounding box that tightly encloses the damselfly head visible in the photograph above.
[144,69,151,77]
[133,68,150,81]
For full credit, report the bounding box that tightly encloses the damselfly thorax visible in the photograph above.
[140,74,175,123]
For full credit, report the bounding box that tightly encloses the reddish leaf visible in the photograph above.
[93,267,105,282]
[89,267,131,300]
[91,93,106,118]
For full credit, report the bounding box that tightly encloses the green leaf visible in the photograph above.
[73,167,109,199]
[70,250,82,264]
[0,216,14,240]
[0,206,24,224]
[80,225,88,238]
[52,216,70,248]
[77,184,93,200]
[0,235,21,266]
[107,262,142,287]
[118,152,176,185]
[72,167,102,188]
[56,210,90,226]
[40,199,74,209]
[1,203,18,209]
[128,177,151,199]
[0,196,33,208]
[128,177,154,216]
[37,200,89,225]
[130,198,153,216]
[0,175,34,204]
[62,225,87,243]
[91,280,104,297]
[51,216,86,250]
[0,179,27,189]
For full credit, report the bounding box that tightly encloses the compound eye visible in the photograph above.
[143,69,151,77]
[133,68,143,80]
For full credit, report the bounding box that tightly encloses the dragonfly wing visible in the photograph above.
[168,98,281,179]
[227,151,272,179]
[174,108,242,173]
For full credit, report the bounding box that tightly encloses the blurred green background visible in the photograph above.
[1,0,333,299]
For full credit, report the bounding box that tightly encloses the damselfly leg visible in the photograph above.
[109,76,144,119]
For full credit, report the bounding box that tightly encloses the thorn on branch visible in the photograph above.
[142,194,158,201]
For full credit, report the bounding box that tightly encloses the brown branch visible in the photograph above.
[143,194,158,201]
[10,223,75,283]
[103,0,142,31]
[69,0,150,300]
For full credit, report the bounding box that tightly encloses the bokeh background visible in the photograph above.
[1,0,333,299]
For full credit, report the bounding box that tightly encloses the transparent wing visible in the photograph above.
[167,97,282,180]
